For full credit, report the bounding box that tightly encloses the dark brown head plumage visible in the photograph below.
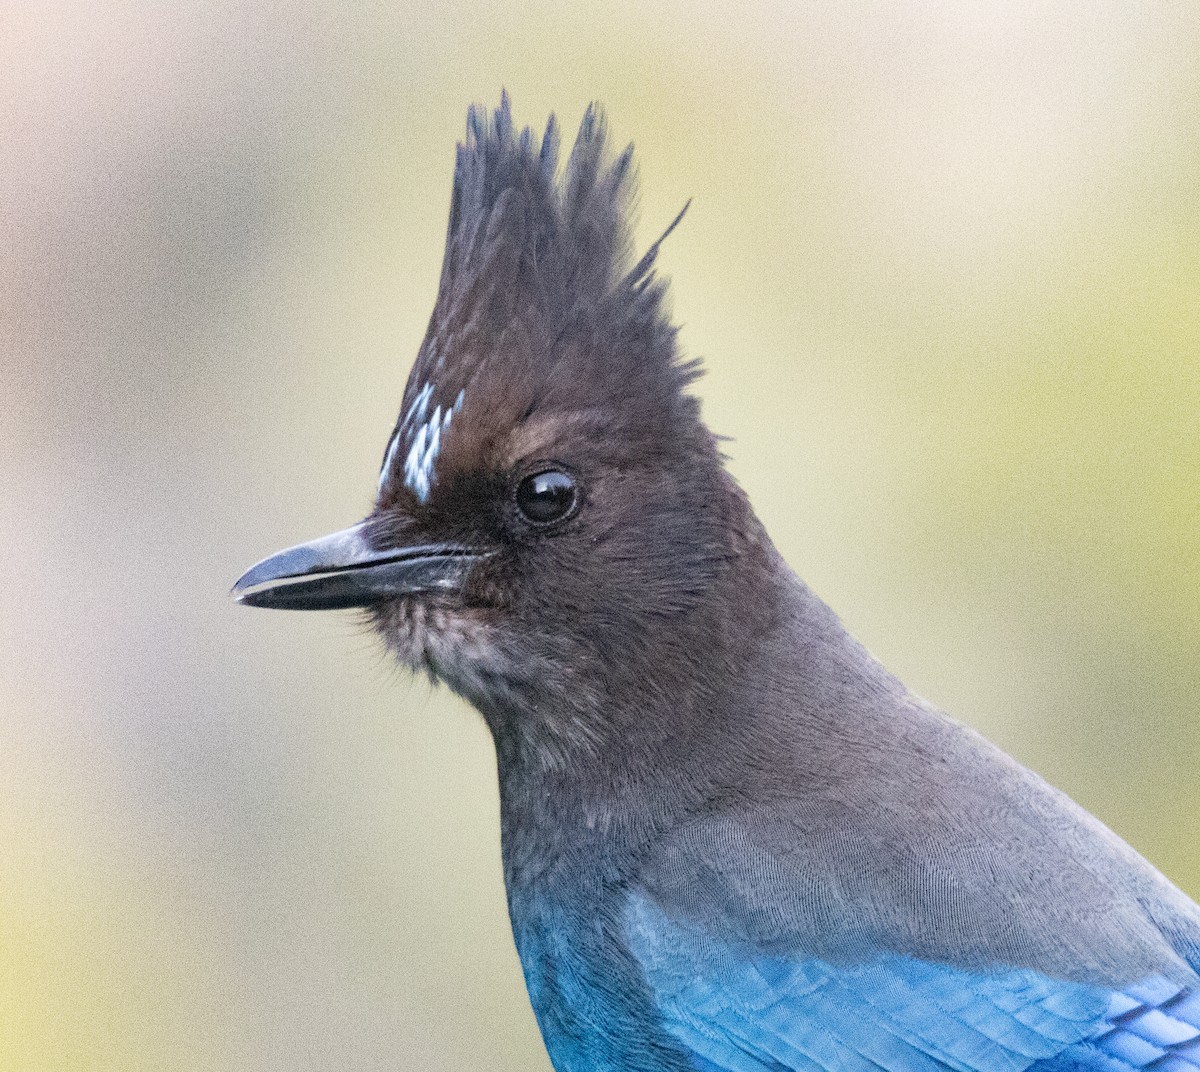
[376,92,699,513]
[234,95,757,767]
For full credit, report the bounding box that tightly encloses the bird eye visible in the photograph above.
[515,469,578,525]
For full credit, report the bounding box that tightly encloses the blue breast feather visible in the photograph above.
[624,895,1200,1072]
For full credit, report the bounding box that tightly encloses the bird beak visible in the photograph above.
[231,521,485,611]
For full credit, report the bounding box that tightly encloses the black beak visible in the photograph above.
[231,522,485,611]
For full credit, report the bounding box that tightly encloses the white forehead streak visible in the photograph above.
[381,382,466,502]
[379,381,434,491]
[378,428,402,491]
[404,382,433,429]
[402,390,465,503]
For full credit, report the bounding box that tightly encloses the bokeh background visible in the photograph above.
[3,1,1198,1068]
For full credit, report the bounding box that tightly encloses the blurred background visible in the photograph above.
[3,1,1198,1068]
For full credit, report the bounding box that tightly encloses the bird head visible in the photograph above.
[233,96,764,760]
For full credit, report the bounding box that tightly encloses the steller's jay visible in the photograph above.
[233,96,1200,1072]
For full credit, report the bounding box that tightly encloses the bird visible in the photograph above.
[232,94,1200,1072]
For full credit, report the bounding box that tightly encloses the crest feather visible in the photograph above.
[380,94,700,501]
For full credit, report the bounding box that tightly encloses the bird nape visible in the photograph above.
[232,94,1200,1072]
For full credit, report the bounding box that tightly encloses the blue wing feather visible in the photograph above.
[625,892,1200,1072]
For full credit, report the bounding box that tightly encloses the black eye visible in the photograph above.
[515,469,578,525]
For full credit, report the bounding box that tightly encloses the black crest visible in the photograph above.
[381,94,700,503]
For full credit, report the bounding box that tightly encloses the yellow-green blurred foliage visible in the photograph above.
[2,2,1198,1069]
